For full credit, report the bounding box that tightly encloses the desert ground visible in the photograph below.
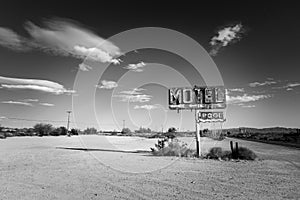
[0,135,299,200]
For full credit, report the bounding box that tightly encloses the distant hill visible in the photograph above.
[223,127,300,148]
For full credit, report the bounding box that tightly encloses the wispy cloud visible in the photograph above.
[227,88,245,92]
[78,63,92,71]
[114,94,152,103]
[249,80,277,87]
[23,99,39,102]
[134,104,158,110]
[0,18,122,64]
[39,103,54,107]
[273,82,300,91]
[240,104,256,108]
[119,88,145,95]
[0,76,75,95]
[114,88,151,102]
[209,23,245,56]
[123,62,146,72]
[0,27,28,51]
[1,101,33,106]
[227,93,271,105]
[96,80,118,89]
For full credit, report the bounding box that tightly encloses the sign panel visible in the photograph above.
[197,111,225,122]
[169,86,226,110]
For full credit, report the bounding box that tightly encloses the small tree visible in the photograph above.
[33,123,54,137]
[168,127,177,133]
[70,128,79,135]
[163,127,177,139]
[59,126,68,135]
[83,127,97,135]
[121,128,131,135]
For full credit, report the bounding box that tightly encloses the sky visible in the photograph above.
[0,1,299,131]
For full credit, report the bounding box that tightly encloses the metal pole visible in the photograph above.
[67,111,71,136]
[195,110,201,157]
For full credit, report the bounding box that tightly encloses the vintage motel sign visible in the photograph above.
[197,111,225,123]
[168,86,226,110]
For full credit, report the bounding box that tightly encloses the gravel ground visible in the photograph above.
[0,135,299,200]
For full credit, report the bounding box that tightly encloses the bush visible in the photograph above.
[4,132,13,137]
[121,128,131,135]
[151,139,196,157]
[33,123,54,136]
[0,133,6,139]
[206,147,223,159]
[206,146,257,161]
[83,127,97,135]
[70,128,79,135]
[237,147,257,160]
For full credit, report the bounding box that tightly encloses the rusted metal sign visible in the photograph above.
[169,86,226,110]
[197,111,225,123]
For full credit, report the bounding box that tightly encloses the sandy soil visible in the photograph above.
[0,135,299,200]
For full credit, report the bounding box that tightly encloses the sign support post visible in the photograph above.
[195,109,201,157]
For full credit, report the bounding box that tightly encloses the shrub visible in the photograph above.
[206,146,257,161]
[33,123,54,136]
[206,147,223,159]
[0,133,6,139]
[4,132,13,137]
[121,128,131,135]
[151,139,196,157]
[237,147,257,160]
[70,128,79,135]
[83,127,97,135]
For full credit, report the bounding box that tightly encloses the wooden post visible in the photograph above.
[235,142,239,159]
[195,110,201,157]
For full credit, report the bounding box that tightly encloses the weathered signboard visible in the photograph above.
[197,111,225,123]
[168,86,226,110]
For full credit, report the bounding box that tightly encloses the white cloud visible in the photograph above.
[134,104,158,110]
[0,27,28,51]
[0,76,75,95]
[96,80,118,89]
[114,88,151,102]
[228,88,245,92]
[74,46,121,64]
[0,19,122,64]
[209,23,244,56]
[78,63,92,71]
[23,99,39,102]
[119,88,145,95]
[240,104,256,108]
[249,80,277,87]
[24,19,121,64]
[123,62,146,72]
[227,94,271,105]
[39,103,54,107]
[115,94,152,103]
[1,101,33,106]
[287,83,300,88]
[272,82,300,90]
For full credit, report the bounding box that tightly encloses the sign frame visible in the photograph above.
[168,86,226,110]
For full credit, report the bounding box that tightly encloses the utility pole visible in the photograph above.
[66,111,72,137]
